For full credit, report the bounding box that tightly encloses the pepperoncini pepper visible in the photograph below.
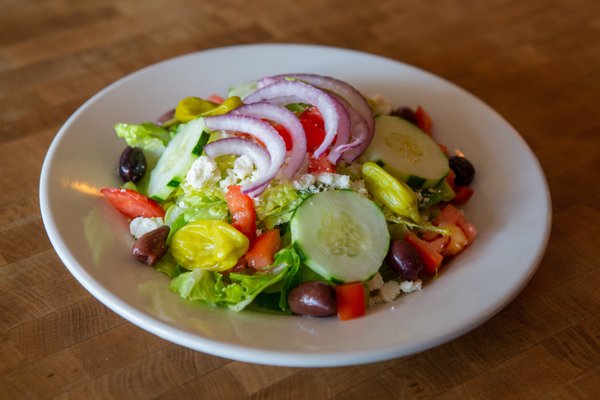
[170,219,249,271]
[173,96,243,124]
[361,161,421,223]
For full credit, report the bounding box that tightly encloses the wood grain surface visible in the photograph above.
[1,0,599,398]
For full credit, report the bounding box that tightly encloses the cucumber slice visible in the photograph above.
[147,118,209,201]
[290,190,390,283]
[364,115,449,189]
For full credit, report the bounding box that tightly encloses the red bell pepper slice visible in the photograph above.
[225,185,257,242]
[245,229,281,270]
[100,187,165,219]
[335,282,366,321]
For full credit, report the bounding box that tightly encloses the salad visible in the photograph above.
[101,73,477,320]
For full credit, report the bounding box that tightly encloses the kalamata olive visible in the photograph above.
[390,106,418,125]
[385,240,424,281]
[448,156,475,186]
[119,146,147,183]
[132,225,170,266]
[288,281,337,317]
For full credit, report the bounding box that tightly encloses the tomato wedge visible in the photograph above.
[308,153,336,173]
[245,229,281,270]
[404,232,445,275]
[100,187,165,218]
[335,282,366,321]
[415,105,433,136]
[299,107,326,152]
[225,185,257,242]
[451,185,474,205]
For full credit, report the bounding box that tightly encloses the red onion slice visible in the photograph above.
[233,102,307,179]
[244,80,349,159]
[259,73,375,134]
[204,115,286,195]
[203,138,271,193]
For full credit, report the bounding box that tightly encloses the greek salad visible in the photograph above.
[101,73,478,320]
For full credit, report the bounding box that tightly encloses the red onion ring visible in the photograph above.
[244,80,349,160]
[204,115,286,195]
[233,102,307,179]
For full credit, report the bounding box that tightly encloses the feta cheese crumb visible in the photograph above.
[400,280,423,294]
[369,94,393,115]
[129,217,164,239]
[379,280,401,302]
[232,154,254,180]
[368,272,385,292]
[292,173,317,191]
[315,173,351,189]
[185,156,220,189]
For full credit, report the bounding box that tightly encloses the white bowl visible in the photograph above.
[39,44,551,367]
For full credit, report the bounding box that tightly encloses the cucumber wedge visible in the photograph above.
[147,118,209,201]
[364,115,449,189]
[290,190,390,283]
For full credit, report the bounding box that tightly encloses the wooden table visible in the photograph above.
[1,0,599,398]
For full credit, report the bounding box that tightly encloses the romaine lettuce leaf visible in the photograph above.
[169,247,301,312]
[255,182,303,229]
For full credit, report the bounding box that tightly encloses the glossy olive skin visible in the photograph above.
[448,156,475,186]
[132,225,170,266]
[385,240,424,281]
[119,146,147,183]
[391,106,418,125]
[288,281,337,317]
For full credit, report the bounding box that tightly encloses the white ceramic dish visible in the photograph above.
[39,44,551,367]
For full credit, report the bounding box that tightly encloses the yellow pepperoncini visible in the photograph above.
[170,220,249,271]
[361,161,421,223]
[174,96,243,123]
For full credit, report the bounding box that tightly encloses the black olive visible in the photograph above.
[385,240,424,281]
[288,281,337,317]
[448,156,475,186]
[132,226,170,266]
[119,146,147,183]
[390,106,418,125]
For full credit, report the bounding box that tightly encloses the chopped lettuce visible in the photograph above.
[255,182,304,229]
[115,122,171,164]
[169,247,301,312]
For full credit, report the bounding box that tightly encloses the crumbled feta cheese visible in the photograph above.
[232,154,254,180]
[185,156,220,189]
[379,281,401,302]
[368,272,385,292]
[400,280,423,294]
[219,173,238,192]
[292,173,317,191]
[315,173,351,189]
[129,217,164,239]
[369,94,393,115]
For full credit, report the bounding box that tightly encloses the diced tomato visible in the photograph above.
[245,229,281,270]
[335,282,366,321]
[100,187,165,219]
[415,105,433,136]
[308,153,336,173]
[446,169,456,190]
[444,224,469,255]
[207,94,224,104]
[271,123,293,151]
[433,204,477,244]
[299,107,326,152]
[451,185,474,205]
[225,185,257,242]
[404,232,446,274]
